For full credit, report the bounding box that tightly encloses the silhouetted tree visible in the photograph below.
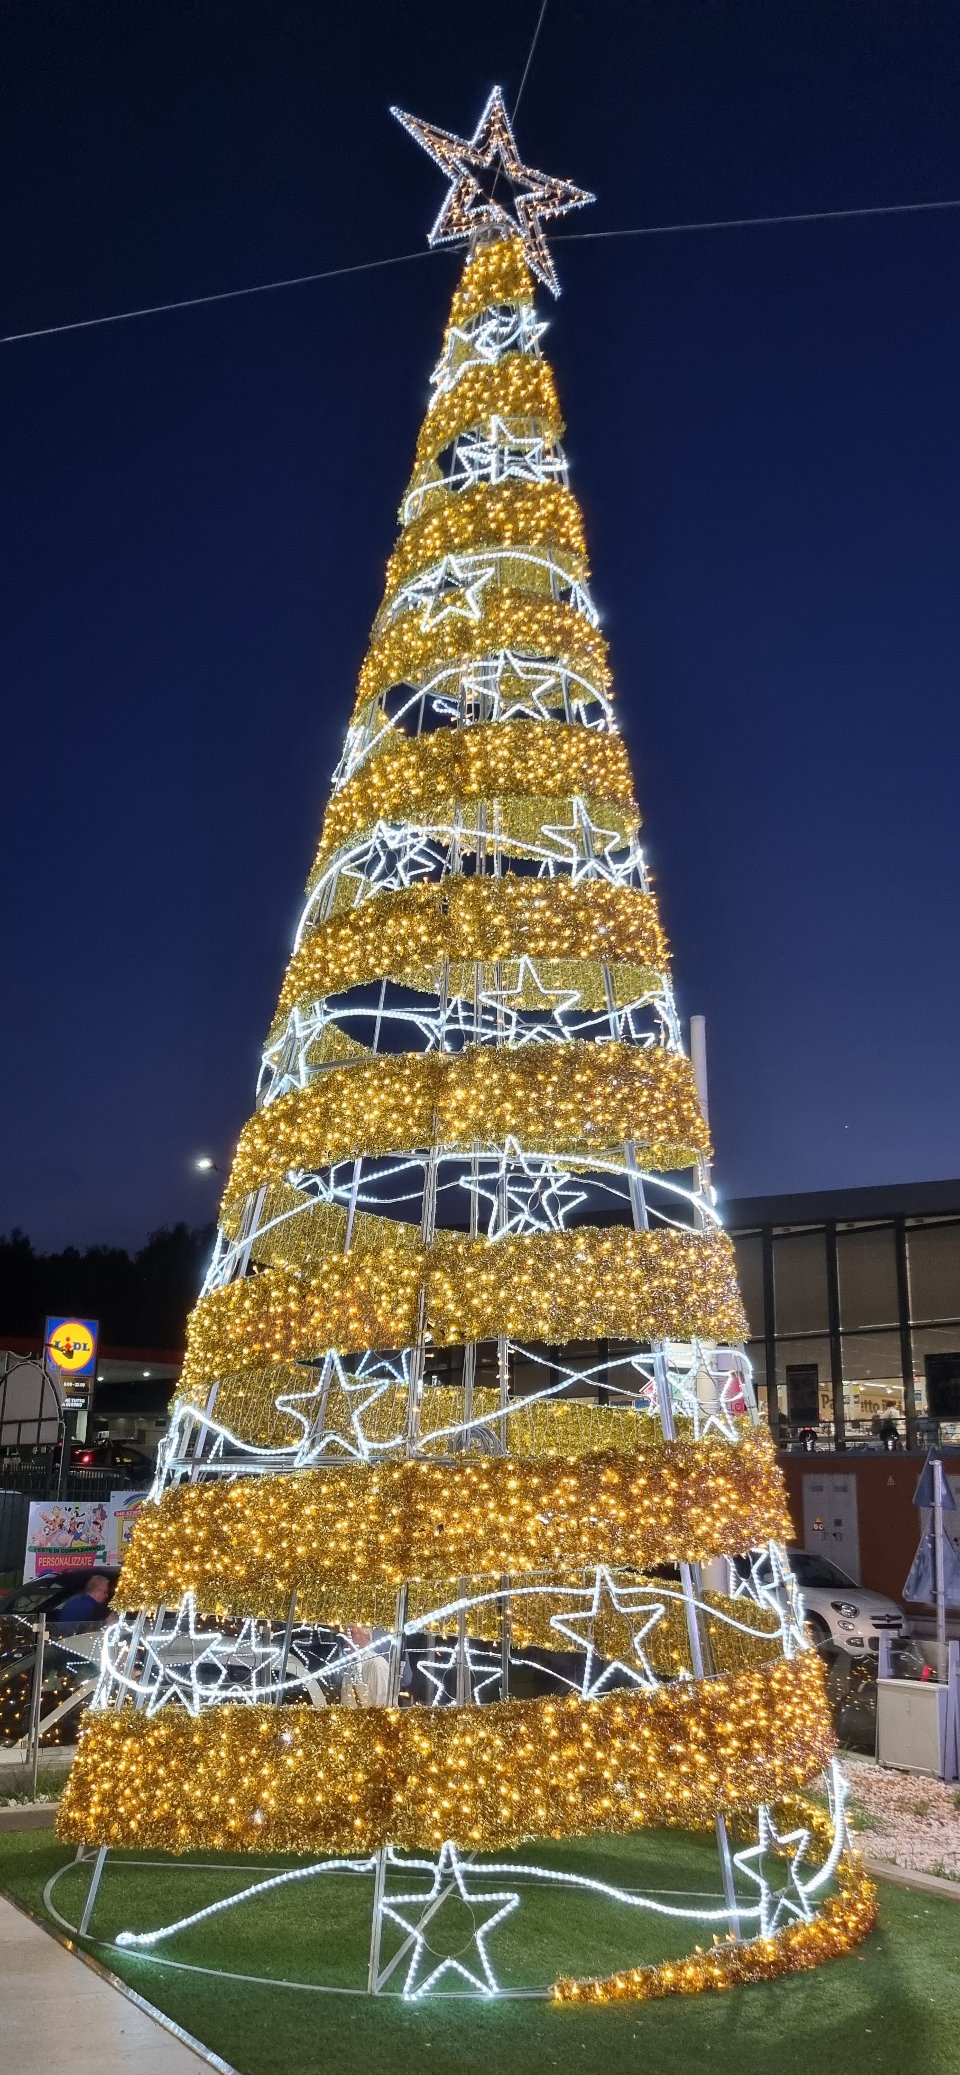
[0,1225,213,1347]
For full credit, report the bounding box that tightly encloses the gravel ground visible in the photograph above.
[844,1753,960,1879]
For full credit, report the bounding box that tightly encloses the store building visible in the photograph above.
[724,1179,960,1448]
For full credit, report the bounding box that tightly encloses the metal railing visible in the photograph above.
[776,1416,960,1455]
[0,1616,99,1792]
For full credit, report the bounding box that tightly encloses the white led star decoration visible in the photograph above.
[450,416,568,490]
[380,1841,520,1998]
[392,87,594,296]
[727,1542,808,1659]
[338,821,445,900]
[548,1566,666,1699]
[416,1636,503,1706]
[297,1349,415,1463]
[661,1344,742,1444]
[430,307,548,395]
[733,1808,815,1938]
[401,554,495,629]
[476,956,582,1044]
[129,1594,284,1715]
[462,1137,589,1239]
[540,798,633,883]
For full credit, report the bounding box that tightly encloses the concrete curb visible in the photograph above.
[0,1801,58,1830]
[863,1854,960,1901]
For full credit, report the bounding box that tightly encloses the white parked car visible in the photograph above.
[731,1548,905,1657]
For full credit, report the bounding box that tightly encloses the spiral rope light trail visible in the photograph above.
[58,87,875,2004]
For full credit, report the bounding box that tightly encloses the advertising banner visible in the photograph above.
[23,1488,146,1582]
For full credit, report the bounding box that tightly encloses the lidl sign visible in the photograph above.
[44,1317,98,1402]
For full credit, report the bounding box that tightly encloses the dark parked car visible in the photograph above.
[69,1439,154,1481]
[0,1569,121,1623]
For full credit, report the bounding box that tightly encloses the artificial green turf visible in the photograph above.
[2,1829,959,2075]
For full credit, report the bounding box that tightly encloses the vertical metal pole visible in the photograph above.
[367,1584,408,1993]
[689,1014,712,1196]
[934,1458,948,1659]
[825,1221,846,1450]
[761,1224,779,1442]
[894,1216,918,1450]
[78,1846,108,1938]
[28,1616,46,1798]
[275,1589,298,1701]
[455,1576,470,1705]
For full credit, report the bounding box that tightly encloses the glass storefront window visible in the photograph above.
[772,1335,833,1423]
[773,1231,829,1333]
[910,1326,960,1417]
[837,1224,898,1328]
[907,1221,960,1323]
[840,1329,905,1434]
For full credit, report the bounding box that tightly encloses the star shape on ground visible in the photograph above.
[734,1808,814,1938]
[393,87,594,296]
[548,1565,666,1699]
[380,1841,520,1998]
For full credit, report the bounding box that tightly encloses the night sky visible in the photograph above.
[5,0,960,1250]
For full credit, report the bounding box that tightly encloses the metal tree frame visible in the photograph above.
[62,94,857,2002]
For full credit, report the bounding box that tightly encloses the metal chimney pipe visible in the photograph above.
[689,1014,709,1126]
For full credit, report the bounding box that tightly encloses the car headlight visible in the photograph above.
[830,1600,860,1616]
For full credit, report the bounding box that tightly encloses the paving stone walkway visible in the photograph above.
[0,1891,215,2074]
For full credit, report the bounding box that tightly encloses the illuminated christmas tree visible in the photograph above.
[59,89,873,2002]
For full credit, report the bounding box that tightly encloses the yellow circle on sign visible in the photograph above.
[47,1322,96,1373]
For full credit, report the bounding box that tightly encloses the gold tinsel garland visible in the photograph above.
[312,723,634,874]
[178,1225,747,1386]
[223,1043,709,1206]
[447,238,535,326]
[415,355,562,466]
[552,1823,876,2003]
[57,1653,830,1855]
[173,1364,712,1459]
[112,1430,785,1609]
[382,482,589,606]
[274,876,664,1026]
[352,592,611,717]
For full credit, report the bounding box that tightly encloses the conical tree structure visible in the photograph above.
[60,230,874,2001]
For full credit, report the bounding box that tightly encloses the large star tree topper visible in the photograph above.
[392,86,594,296]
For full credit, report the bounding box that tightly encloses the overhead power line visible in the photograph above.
[3,193,958,347]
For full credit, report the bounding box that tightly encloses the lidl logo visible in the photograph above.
[45,1317,98,1380]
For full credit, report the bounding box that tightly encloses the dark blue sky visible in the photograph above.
[4,0,960,1249]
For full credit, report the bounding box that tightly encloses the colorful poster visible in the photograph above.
[110,1489,146,1561]
[23,1488,145,1581]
